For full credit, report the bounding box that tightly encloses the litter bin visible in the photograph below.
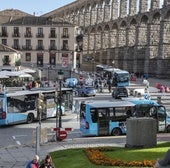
[126,117,157,148]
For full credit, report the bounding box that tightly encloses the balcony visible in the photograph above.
[12,33,20,37]
[12,45,20,50]
[36,46,44,50]
[0,32,8,37]
[61,46,69,51]
[49,34,57,38]
[36,33,44,38]
[24,33,32,38]
[49,46,57,50]
[22,45,32,50]
[61,34,69,38]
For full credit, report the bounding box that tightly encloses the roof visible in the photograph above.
[0,44,19,52]
[0,9,73,26]
[85,100,135,108]
[1,16,73,26]
[0,9,32,24]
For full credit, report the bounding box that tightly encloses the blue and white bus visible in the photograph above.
[80,100,135,136]
[103,68,130,87]
[80,99,169,136]
[0,87,73,126]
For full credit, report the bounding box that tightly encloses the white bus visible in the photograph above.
[0,87,73,126]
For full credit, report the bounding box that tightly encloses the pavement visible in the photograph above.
[0,77,170,168]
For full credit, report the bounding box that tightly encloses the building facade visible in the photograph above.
[43,0,170,78]
[0,9,79,80]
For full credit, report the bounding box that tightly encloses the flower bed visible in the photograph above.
[84,147,155,167]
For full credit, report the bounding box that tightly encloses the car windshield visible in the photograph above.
[167,112,170,117]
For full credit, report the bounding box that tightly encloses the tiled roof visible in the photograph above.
[0,9,74,26]
[0,9,32,24]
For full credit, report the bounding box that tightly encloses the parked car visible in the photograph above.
[63,78,78,88]
[112,87,128,99]
[76,85,96,97]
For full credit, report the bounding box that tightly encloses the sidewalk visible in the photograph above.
[1,131,170,168]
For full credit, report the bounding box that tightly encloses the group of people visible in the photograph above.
[26,154,55,168]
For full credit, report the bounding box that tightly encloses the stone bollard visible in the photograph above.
[125,117,157,148]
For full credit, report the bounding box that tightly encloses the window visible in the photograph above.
[37,27,43,37]
[91,108,98,123]
[62,40,68,50]
[25,27,31,37]
[13,39,19,49]
[2,27,7,36]
[2,39,7,45]
[37,40,43,50]
[50,40,56,50]
[49,53,56,65]
[50,28,56,37]
[37,53,43,67]
[3,55,10,65]
[25,39,31,50]
[26,53,31,62]
[63,28,68,37]
[13,27,19,37]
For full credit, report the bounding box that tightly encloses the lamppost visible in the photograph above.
[47,65,50,87]
[58,69,64,128]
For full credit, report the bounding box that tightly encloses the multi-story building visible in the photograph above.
[0,9,80,80]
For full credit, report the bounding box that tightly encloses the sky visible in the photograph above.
[0,0,76,16]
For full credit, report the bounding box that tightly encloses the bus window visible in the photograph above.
[91,109,98,123]
[110,107,128,121]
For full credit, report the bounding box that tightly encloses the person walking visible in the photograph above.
[26,155,40,168]
[40,154,55,168]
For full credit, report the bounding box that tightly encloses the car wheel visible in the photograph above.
[111,128,122,136]
[166,125,170,133]
[27,113,34,124]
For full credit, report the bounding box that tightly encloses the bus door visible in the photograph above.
[98,108,109,136]
[157,105,166,132]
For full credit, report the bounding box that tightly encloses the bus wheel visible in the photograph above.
[111,128,122,136]
[27,113,34,124]
[166,125,170,133]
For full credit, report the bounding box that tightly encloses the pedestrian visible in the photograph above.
[40,154,55,168]
[26,155,40,168]
[154,149,170,168]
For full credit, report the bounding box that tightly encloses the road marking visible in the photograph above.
[12,135,27,146]
[16,141,21,145]
[13,135,27,137]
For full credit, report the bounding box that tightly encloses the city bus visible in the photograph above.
[80,100,135,136]
[0,87,73,126]
[80,99,170,136]
[95,65,130,87]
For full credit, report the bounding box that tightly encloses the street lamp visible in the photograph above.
[58,69,64,128]
[47,65,50,87]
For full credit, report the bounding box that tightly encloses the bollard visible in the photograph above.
[157,96,162,104]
